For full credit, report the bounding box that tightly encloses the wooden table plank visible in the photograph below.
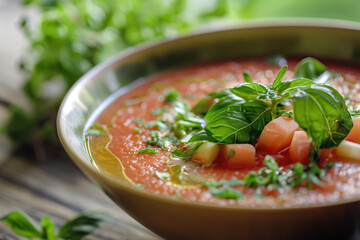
[0,153,161,240]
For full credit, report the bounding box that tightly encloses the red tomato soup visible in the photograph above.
[87,58,360,207]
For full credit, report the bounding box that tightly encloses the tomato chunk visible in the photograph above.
[289,131,311,164]
[257,117,299,154]
[220,144,256,168]
[346,118,360,144]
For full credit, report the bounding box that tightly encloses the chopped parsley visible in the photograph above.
[163,88,180,103]
[131,119,145,125]
[204,155,336,200]
[143,131,168,150]
[171,142,202,161]
[151,108,169,115]
[209,187,243,200]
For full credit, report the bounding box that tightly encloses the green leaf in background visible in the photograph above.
[57,211,108,240]
[163,88,180,104]
[1,211,42,238]
[5,0,240,156]
[292,84,353,148]
[41,216,56,240]
[294,57,332,83]
[242,71,253,83]
[1,210,108,240]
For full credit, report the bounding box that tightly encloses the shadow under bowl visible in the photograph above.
[58,19,360,240]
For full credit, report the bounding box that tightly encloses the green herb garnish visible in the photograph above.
[1,211,107,240]
[151,108,169,115]
[135,148,158,154]
[163,88,180,104]
[171,142,202,161]
[131,119,145,125]
[243,71,253,83]
[204,155,336,199]
[209,187,244,200]
[143,131,168,150]
[86,124,105,136]
[133,128,141,133]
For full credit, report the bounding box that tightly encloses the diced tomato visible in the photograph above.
[289,131,312,164]
[220,144,256,168]
[346,118,360,144]
[257,117,299,154]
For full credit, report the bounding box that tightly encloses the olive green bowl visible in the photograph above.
[58,20,360,240]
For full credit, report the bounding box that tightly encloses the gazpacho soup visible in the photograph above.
[86,57,360,207]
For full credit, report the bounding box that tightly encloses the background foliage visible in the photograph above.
[2,0,359,158]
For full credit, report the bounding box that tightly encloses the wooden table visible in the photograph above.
[0,152,161,240]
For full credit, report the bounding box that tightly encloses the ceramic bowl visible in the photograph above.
[57,20,360,240]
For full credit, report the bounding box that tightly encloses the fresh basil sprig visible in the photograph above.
[1,211,108,240]
[190,63,352,149]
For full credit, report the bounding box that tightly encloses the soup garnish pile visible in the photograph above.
[87,57,360,207]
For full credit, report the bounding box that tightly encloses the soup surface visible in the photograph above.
[87,58,360,207]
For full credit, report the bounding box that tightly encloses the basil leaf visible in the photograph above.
[294,57,331,83]
[41,216,56,240]
[241,100,272,142]
[171,142,202,161]
[271,65,288,89]
[230,83,269,100]
[191,96,213,115]
[151,108,168,115]
[205,179,244,187]
[275,78,315,94]
[163,88,180,103]
[209,187,243,199]
[292,84,353,148]
[208,90,230,99]
[1,211,42,238]
[192,90,236,116]
[204,100,271,144]
[243,71,252,83]
[205,106,252,143]
[204,94,243,122]
[135,148,158,154]
[188,129,216,142]
[57,212,108,240]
